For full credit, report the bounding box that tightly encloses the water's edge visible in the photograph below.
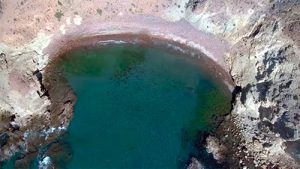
[2,35,234,168]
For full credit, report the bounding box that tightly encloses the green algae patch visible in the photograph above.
[186,90,231,138]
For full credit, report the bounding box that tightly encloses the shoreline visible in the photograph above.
[45,16,231,74]
[38,33,235,168]
[43,43,232,168]
[45,33,234,93]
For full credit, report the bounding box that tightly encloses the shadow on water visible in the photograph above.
[177,79,231,169]
[177,130,224,169]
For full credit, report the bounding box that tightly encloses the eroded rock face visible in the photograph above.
[227,2,300,167]
[0,0,299,168]
[179,0,300,167]
[0,33,75,162]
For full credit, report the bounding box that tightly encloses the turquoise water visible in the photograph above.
[2,44,230,168]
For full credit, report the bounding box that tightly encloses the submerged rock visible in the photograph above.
[38,156,53,169]
[187,158,204,169]
[205,136,227,163]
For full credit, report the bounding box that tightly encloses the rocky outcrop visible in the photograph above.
[205,136,227,163]
[0,33,75,162]
[174,0,300,167]
[227,2,300,167]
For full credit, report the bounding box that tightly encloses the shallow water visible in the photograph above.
[3,44,231,169]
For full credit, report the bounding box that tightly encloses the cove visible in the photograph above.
[3,43,231,168]
[57,43,231,168]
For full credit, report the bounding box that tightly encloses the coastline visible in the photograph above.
[0,0,299,168]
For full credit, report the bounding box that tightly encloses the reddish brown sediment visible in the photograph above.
[45,36,233,93]
[44,16,231,77]
[43,16,235,97]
